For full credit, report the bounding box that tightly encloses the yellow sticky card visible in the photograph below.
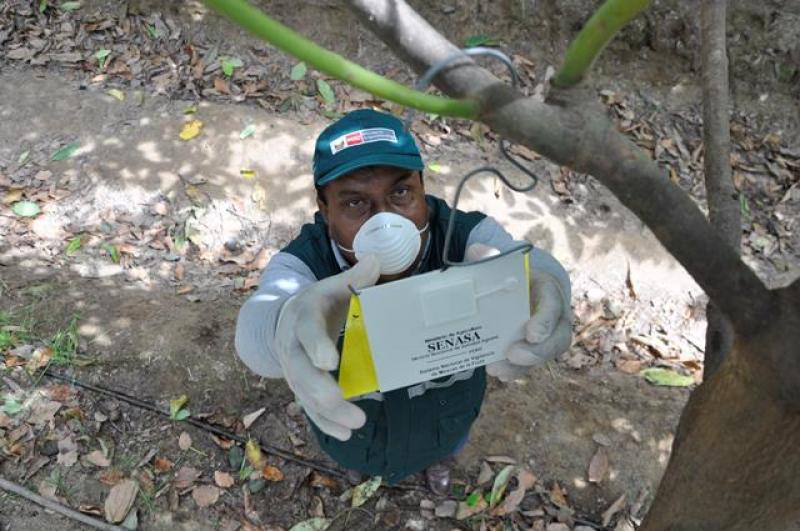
[338,295,379,399]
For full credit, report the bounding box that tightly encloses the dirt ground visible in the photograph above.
[0,1,798,530]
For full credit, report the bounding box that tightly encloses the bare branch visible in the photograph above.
[347,0,774,336]
[701,0,739,378]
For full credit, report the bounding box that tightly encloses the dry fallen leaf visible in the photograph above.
[179,119,203,141]
[589,447,610,484]
[26,346,53,373]
[309,472,339,490]
[78,505,104,516]
[602,493,627,527]
[485,455,517,464]
[210,434,235,449]
[179,431,192,450]
[104,479,138,523]
[477,461,494,486]
[85,450,111,468]
[550,482,568,508]
[57,436,78,467]
[173,466,201,489]
[245,438,264,469]
[214,470,235,488]
[153,457,174,473]
[262,464,284,482]
[174,262,185,281]
[242,407,266,429]
[192,485,220,508]
[98,469,125,486]
[616,359,643,374]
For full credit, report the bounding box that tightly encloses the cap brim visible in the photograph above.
[316,153,425,186]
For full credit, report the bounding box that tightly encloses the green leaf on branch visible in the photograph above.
[464,35,501,48]
[12,201,40,218]
[316,79,336,107]
[221,56,244,77]
[146,24,159,39]
[642,367,694,387]
[290,62,307,80]
[39,0,48,13]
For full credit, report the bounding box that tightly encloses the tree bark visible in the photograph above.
[701,0,740,380]
[641,295,800,530]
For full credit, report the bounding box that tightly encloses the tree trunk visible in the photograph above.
[700,0,740,380]
[641,286,800,530]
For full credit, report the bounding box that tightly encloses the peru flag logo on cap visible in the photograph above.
[330,128,397,155]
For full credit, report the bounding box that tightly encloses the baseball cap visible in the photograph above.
[312,109,424,186]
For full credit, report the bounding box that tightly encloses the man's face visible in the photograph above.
[318,166,428,280]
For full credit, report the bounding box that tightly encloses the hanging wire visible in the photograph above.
[405,47,540,268]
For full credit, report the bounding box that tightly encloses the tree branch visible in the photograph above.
[701,0,739,378]
[347,0,774,336]
[553,0,651,88]
[202,0,478,118]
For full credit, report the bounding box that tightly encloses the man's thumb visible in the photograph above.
[322,254,381,298]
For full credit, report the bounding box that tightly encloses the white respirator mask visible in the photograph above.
[338,212,429,275]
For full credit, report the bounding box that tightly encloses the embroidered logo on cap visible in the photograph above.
[330,128,398,155]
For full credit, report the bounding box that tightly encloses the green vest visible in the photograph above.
[283,195,487,483]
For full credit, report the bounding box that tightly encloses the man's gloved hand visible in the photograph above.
[465,243,573,382]
[274,255,380,441]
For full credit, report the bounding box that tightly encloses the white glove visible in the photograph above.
[466,243,573,382]
[274,255,380,441]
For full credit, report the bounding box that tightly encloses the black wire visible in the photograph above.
[404,46,541,268]
[43,368,345,478]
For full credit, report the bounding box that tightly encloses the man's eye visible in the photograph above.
[392,188,410,198]
[347,199,364,208]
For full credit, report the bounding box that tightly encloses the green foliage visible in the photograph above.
[290,62,307,80]
[65,236,82,256]
[316,79,335,107]
[48,315,80,365]
[221,56,244,77]
[12,201,40,218]
[464,34,501,47]
[51,142,80,161]
[95,48,111,69]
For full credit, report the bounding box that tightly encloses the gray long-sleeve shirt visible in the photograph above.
[235,215,571,379]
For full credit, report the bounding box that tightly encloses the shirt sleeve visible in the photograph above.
[234,252,318,378]
[466,216,572,303]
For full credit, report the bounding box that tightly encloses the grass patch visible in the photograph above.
[47,314,80,365]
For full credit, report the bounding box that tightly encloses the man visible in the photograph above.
[235,109,572,493]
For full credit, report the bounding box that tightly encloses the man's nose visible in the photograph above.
[370,198,399,217]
